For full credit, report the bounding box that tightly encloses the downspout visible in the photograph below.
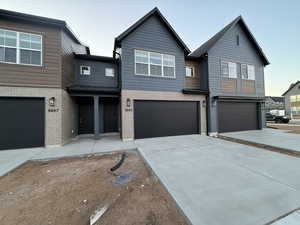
[113,50,122,138]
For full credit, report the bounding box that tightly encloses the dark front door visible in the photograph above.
[78,98,94,134]
[0,97,45,150]
[103,98,119,133]
[134,100,199,139]
[218,101,259,133]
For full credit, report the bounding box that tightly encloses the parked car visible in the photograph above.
[266,112,290,123]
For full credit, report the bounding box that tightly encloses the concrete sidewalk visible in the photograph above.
[136,135,300,225]
[0,135,136,177]
[220,128,300,153]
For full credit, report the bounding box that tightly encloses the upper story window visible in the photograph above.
[185,66,194,77]
[135,49,175,78]
[105,68,115,77]
[290,95,300,103]
[221,61,237,78]
[0,28,42,66]
[80,65,91,75]
[241,64,255,80]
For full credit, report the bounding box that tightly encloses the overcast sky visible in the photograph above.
[1,0,299,96]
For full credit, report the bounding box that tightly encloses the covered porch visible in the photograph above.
[68,85,120,139]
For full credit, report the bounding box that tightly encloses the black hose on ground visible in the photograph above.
[110,153,127,172]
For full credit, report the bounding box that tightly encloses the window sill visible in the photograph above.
[0,61,43,68]
[135,74,176,79]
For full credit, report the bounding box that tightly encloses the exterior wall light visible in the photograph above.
[202,99,206,108]
[49,97,56,107]
[126,98,131,107]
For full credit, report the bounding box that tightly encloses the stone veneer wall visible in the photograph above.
[121,89,207,140]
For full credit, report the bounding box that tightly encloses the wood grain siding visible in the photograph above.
[221,78,237,93]
[242,80,255,93]
[61,30,87,88]
[291,102,300,107]
[0,19,61,87]
[185,60,200,89]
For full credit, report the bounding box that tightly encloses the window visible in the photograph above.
[135,49,175,78]
[80,66,91,75]
[105,68,115,77]
[290,95,300,103]
[221,61,237,78]
[241,64,255,80]
[236,35,240,46]
[0,28,42,66]
[185,66,194,77]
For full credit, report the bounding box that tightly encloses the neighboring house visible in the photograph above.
[282,81,300,119]
[265,96,284,112]
[0,7,269,150]
[188,16,269,134]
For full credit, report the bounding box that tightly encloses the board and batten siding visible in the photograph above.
[74,59,119,88]
[207,22,265,97]
[61,30,87,88]
[120,15,185,92]
[185,60,201,89]
[0,19,62,87]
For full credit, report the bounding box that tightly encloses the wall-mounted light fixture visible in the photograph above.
[202,99,206,108]
[48,97,56,107]
[126,98,131,107]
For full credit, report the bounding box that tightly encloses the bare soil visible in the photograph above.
[0,152,189,225]
[267,123,300,134]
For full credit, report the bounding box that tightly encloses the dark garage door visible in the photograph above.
[218,101,259,133]
[0,97,45,150]
[134,100,199,139]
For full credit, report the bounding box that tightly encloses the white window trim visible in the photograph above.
[185,66,194,77]
[221,61,237,78]
[241,64,255,80]
[105,68,115,77]
[0,28,42,67]
[80,65,91,75]
[134,49,176,78]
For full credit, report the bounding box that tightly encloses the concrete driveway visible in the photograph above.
[220,128,300,153]
[136,135,300,225]
[1,134,300,225]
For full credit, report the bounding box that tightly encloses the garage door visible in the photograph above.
[134,100,199,139]
[0,97,45,150]
[218,101,259,133]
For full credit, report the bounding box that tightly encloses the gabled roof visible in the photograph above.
[0,8,88,48]
[282,81,300,96]
[188,16,270,66]
[114,7,190,55]
[265,96,284,103]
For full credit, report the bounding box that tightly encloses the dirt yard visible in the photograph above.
[0,152,189,225]
[267,123,300,134]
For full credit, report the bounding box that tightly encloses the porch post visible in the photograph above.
[94,96,100,139]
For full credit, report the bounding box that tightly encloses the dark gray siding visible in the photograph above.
[206,22,266,133]
[208,22,265,97]
[74,59,119,88]
[120,15,185,91]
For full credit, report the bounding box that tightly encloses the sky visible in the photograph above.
[1,0,299,96]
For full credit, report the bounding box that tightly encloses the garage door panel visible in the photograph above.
[218,101,258,133]
[134,100,199,139]
[0,97,45,150]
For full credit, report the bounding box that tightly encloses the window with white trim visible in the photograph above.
[221,61,237,78]
[80,65,91,75]
[105,68,115,77]
[135,49,175,78]
[241,64,255,80]
[0,28,42,66]
[185,66,194,77]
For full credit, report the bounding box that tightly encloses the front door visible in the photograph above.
[78,98,94,134]
[103,98,119,133]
